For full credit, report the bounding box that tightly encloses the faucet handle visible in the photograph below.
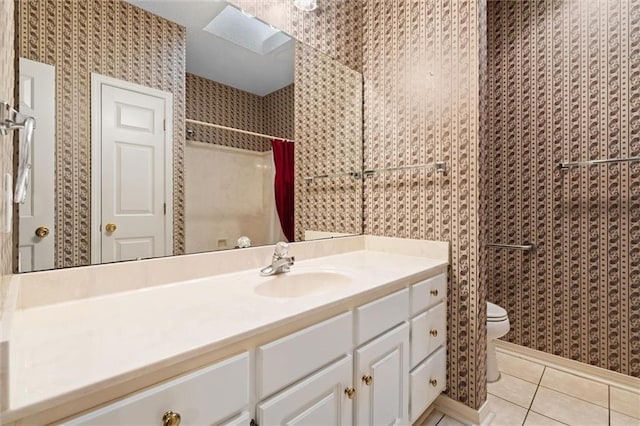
[274,241,289,257]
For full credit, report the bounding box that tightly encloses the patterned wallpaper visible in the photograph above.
[185,73,293,152]
[294,42,363,241]
[19,0,187,267]
[362,0,489,409]
[487,0,640,377]
[228,0,362,72]
[264,84,295,143]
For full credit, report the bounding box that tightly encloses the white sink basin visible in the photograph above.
[254,270,352,298]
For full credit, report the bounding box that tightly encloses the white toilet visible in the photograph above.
[487,302,510,382]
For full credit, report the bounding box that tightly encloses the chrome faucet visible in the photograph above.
[260,242,295,276]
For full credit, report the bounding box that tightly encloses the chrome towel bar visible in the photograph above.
[559,156,640,169]
[487,243,536,252]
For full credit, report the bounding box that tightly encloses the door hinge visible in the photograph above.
[163,203,167,215]
[163,119,166,132]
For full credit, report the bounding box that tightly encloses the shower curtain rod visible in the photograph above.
[185,118,294,142]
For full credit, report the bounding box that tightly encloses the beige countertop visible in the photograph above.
[1,236,448,424]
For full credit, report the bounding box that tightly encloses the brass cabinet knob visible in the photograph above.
[35,226,49,238]
[344,387,356,399]
[430,329,438,337]
[105,223,117,233]
[162,411,181,426]
[362,375,373,386]
[430,379,438,387]
[430,289,439,296]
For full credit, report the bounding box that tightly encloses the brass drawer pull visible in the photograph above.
[430,289,439,296]
[162,411,181,426]
[362,375,373,386]
[430,379,438,387]
[345,387,356,399]
[430,329,438,337]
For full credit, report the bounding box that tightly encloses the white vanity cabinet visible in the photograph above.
[61,272,448,426]
[65,353,250,425]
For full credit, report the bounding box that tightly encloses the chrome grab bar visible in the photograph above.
[559,156,640,169]
[487,243,536,252]
[362,161,446,177]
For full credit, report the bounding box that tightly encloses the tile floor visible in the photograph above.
[421,350,640,426]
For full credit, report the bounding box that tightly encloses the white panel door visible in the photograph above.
[257,355,353,426]
[355,322,410,426]
[100,84,168,263]
[18,58,55,272]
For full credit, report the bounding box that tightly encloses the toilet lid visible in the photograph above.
[487,302,508,321]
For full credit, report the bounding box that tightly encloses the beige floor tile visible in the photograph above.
[539,368,608,408]
[496,352,545,384]
[524,412,567,426]
[531,387,609,426]
[487,394,528,426]
[611,387,640,419]
[418,409,445,426]
[436,415,466,426]
[488,372,538,408]
[610,410,640,426]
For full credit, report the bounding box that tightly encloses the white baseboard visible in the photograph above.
[495,340,640,392]
[433,395,495,426]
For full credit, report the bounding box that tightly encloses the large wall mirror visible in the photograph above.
[15,0,363,272]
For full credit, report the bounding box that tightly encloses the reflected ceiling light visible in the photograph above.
[294,0,317,12]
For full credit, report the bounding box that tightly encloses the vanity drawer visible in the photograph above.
[409,347,446,423]
[411,273,446,315]
[257,312,353,399]
[410,302,446,368]
[66,353,249,425]
[355,288,409,345]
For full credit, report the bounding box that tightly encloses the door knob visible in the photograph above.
[105,223,117,233]
[430,379,438,387]
[162,411,181,426]
[430,329,438,337]
[344,387,356,399]
[430,289,439,296]
[35,226,49,238]
[362,375,373,386]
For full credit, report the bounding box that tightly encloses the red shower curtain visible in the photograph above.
[272,139,295,242]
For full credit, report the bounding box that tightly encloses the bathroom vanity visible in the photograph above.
[0,236,448,425]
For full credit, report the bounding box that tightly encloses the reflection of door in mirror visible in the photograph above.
[91,75,173,264]
[18,58,55,273]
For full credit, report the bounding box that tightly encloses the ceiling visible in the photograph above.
[126,0,294,96]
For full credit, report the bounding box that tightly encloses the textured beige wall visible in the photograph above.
[19,0,187,267]
[487,0,640,377]
[362,0,489,409]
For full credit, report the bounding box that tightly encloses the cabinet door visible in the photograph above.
[355,322,410,426]
[65,353,249,425]
[257,355,353,426]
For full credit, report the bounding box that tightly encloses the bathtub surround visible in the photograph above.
[18,0,187,266]
[487,0,639,377]
[185,73,294,152]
